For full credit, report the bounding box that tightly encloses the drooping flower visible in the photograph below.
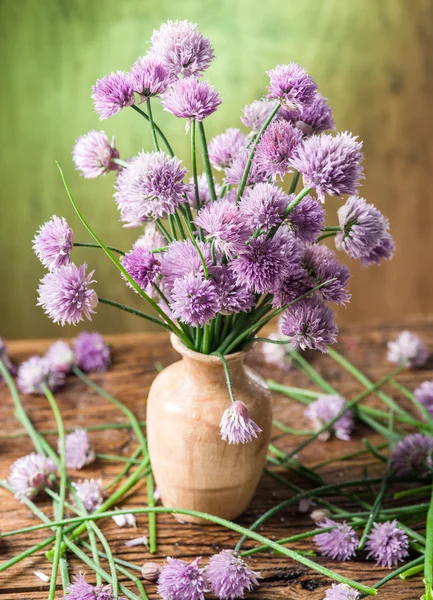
[33,215,74,271]
[290,132,364,202]
[324,583,360,600]
[162,78,221,125]
[92,71,135,120]
[314,519,358,560]
[360,232,395,267]
[414,381,433,418]
[212,266,255,315]
[280,297,338,352]
[60,429,95,470]
[62,573,125,600]
[150,20,214,77]
[239,182,289,231]
[73,332,111,373]
[241,99,279,133]
[208,128,248,171]
[186,173,221,209]
[392,433,433,476]
[0,337,17,379]
[158,556,206,600]
[128,55,173,101]
[305,395,354,441]
[281,92,335,135]
[114,151,190,224]
[45,340,75,374]
[225,150,267,187]
[37,263,98,326]
[286,194,325,243]
[161,239,212,287]
[267,63,317,110]
[387,331,429,368]
[254,120,303,179]
[121,246,161,291]
[142,562,162,582]
[261,332,292,371]
[17,356,65,394]
[133,222,166,252]
[206,549,261,599]
[72,130,120,179]
[8,453,56,499]
[72,478,104,512]
[112,511,136,527]
[302,244,351,305]
[365,521,409,568]
[171,273,220,326]
[220,401,262,445]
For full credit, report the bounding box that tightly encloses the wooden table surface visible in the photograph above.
[2,317,433,599]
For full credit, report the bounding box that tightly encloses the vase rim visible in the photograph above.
[170,333,250,363]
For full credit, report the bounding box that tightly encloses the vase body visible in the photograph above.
[146,335,273,524]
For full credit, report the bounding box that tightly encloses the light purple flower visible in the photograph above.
[324,583,360,600]
[128,55,173,101]
[365,521,409,568]
[290,132,364,203]
[171,274,220,326]
[239,182,289,231]
[72,478,104,512]
[360,232,395,267]
[150,20,214,77]
[73,332,111,373]
[158,556,206,600]
[33,215,74,271]
[72,130,120,179]
[186,173,221,209]
[302,244,351,305]
[121,247,161,291]
[272,262,312,309]
[286,194,325,243]
[133,223,166,252]
[387,330,429,368]
[267,63,317,110]
[254,120,303,179]
[45,340,75,374]
[212,266,255,315]
[114,151,190,224]
[161,239,212,287]
[62,573,124,600]
[162,78,221,125]
[261,332,292,371]
[208,128,248,171]
[92,71,135,120]
[60,429,95,470]
[314,519,358,560]
[414,381,433,418]
[17,356,65,395]
[281,92,335,135]
[220,401,262,445]
[8,453,56,499]
[206,549,261,599]
[0,337,17,379]
[37,263,98,326]
[225,150,267,187]
[305,395,354,441]
[280,297,338,352]
[241,99,279,133]
[392,433,433,476]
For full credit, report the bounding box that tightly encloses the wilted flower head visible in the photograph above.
[290,132,364,203]
[92,71,135,120]
[150,20,214,77]
[72,130,120,179]
[9,453,56,499]
[286,194,325,243]
[45,340,75,373]
[72,478,104,512]
[171,273,220,326]
[133,222,166,252]
[392,433,433,476]
[254,120,303,179]
[261,332,292,371]
[0,337,17,379]
[158,556,206,600]
[220,401,262,445]
[282,92,335,135]
[186,173,221,209]
[241,99,279,133]
[414,380,433,418]
[211,266,255,315]
[267,63,317,110]
[33,215,74,271]
[17,356,65,395]
[280,297,338,352]
[161,239,212,287]
[208,128,247,170]
[62,573,124,600]
[387,330,429,368]
[73,332,111,373]
[239,182,289,231]
[128,54,173,101]
[225,150,267,187]
[303,244,351,305]
[206,549,261,599]
[365,521,409,568]
[305,395,354,441]
[162,78,221,125]
[60,429,95,470]
[359,232,395,267]
[37,263,98,326]
[121,246,161,291]
[324,583,360,600]
[314,519,358,560]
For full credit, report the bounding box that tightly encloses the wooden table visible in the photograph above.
[1,318,433,599]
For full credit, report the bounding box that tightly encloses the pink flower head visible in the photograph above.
[92,71,135,120]
[281,92,335,135]
[9,453,56,499]
[225,150,267,187]
[314,519,358,560]
[128,54,173,101]
[387,330,429,368]
[267,63,317,110]
[186,173,221,209]
[60,429,95,470]
[45,340,75,374]
[171,273,220,327]
[206,549,261,599]
[37,263,98,326]
[286,194,325,243]
[254,120,303,179]
[239,182,289,232]
[280,297,338,352]
[72,478,104,512]
[161,239,212,287]
[33,215,74,271]
[365,521,409,568]
[62,573,124,600]
[305,395,354,441]
[241,99,279,133]
[324,583,360,600]
[211,266,255,315]
[220,401,262,445]
[392,433,433,476]
[72,130,120,179]
[158,556,206,600]
[360,232,395,267]
[302,244,351,305]
[208,128,247,171]
[17,356,65,395]
[162,78,221,125]
[414,380,433,418]
[73,332,111,373]
[121,246,161,291]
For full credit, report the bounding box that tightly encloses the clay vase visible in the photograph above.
[146,334,273,524]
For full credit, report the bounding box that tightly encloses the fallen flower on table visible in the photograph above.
[45,340,75,374]
[17,356,65,395]
[72,478,104,512]
[73,331,111,373]
[8,453,56,499]
[365,521,409,568]
[205,549,262,600]
[387,330,429,368]
[60,428,95,470]
[304,394,354,441]
[260,331,293,370]
[414,380,433,418]
[314,519,358,561]
[62,573,125,600]
[392,433,433,476]
[324,583,359,600]
[158,556,206,600]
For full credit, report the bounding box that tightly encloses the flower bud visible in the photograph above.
[310,508,332,524]
[141,561,161,582]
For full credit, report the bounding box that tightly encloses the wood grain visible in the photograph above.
[1,318,433,598]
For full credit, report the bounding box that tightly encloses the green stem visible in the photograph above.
[89,522,119,598]
[191,120,202,214]
[105,447,145,491]
[273,419,314,435]
[424,479,433,600]
[240,526,336,557]
[146,98,160,151]
[391,379,433,430]
[201,323,211,354]
[131,104,174,157]
[361,556,425,598]
[112,157,130,168]
[399,562,424,579]
[318,231,337,242]
[74,242,126,255]
[147,473,157,554]
[289,170,300,194]
[197,121,217,202]
[95,453,142,464]
[214,351,236,403]
[394,485,432,500]
[99,297,172,331]
[0,421,148,439]
[155,219,172,243]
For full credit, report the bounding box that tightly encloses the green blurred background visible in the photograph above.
[1,0,432,339]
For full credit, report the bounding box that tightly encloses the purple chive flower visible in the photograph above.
[324,583,360,600]
[195,199,251,259]
[241,99,279,133]
[73,332,111,373]
[261,332,292,371]
[60,429,95,470]
[206,549,261,599]
[220,401,262,445]
[17,356,65,395]
[365,521,409,568]
[212,266,255,315]
[303,244,351,305]
[267,63,317,110]
[45,340,75,374]
[360,232,395,267]
[33,215,74,271]
[62,573,124,600]
[150,20,214,77]
[92,71,135,120]
[72,130,120,179]
[37,263,98,326]
[208,128,247,171]
[280,297,338,352]
[290,132,364,203]
[171,273,220,326]
[392,433,433,476]
[281,92,335,135]
[186,173,221,209]
[0,337,17,378]
[272,262,312,308]
[128,55,173,101]
[314,519,358,560]
[162,78,221,125]
[72,478,104,512]
[254,120,303,179]
[114,151,190,224]
[387,331,429,368]
[286,194,325,243]
[9,453,56,499]
[133,223,166,252]
[158,556,206,600]
[225,150,267,187]
[414,381,433,418]
[121,246,161,291]
[239,182,289,231]
[161,239,212,287]
[305,395,354,441]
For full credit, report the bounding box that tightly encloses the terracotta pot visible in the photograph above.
[146,334,273,524]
